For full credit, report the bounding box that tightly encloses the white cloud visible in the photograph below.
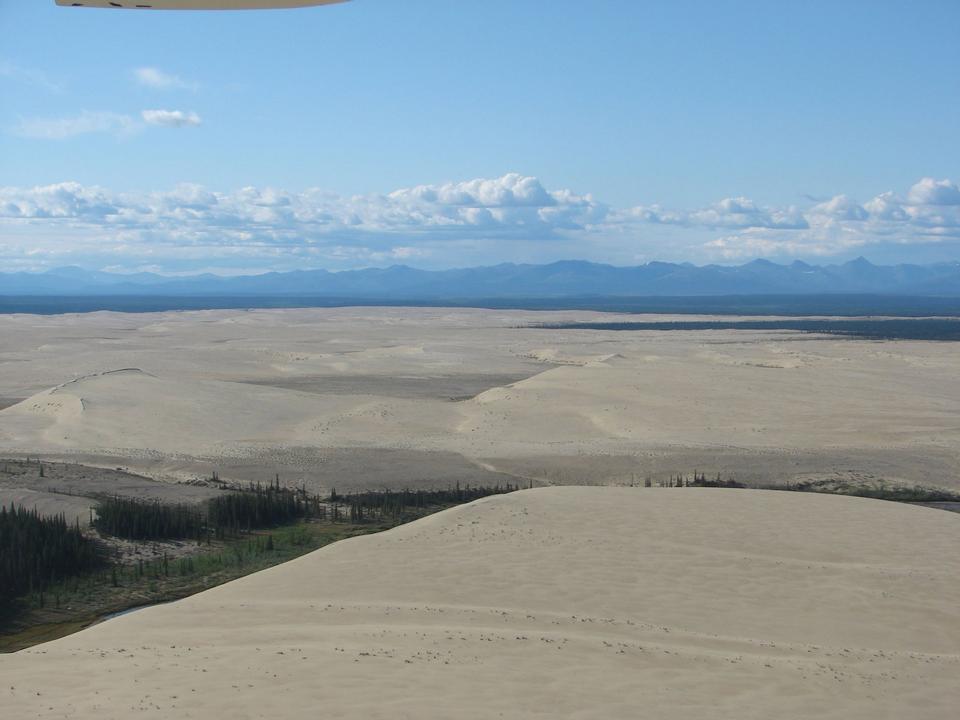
[691,197,809,229]
[141,109,202,128]
[14,109,203,139]
[0,182,117,219]
[907,177,960,206]
[863,191,908,221]
[0,174,606,271]
[808,194,868,221]
[14,111,138,140]
[0,175,604,241]
[391,174,556,208]
[701,181,960,259]
[2,175,959,272]
[133,67,197,92]
[619,196,808,230]
[705,226,869,260]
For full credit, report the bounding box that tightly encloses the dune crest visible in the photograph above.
[2,487,958,719]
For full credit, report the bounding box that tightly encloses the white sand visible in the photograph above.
[2,487,958,719]
[0,307,957,490]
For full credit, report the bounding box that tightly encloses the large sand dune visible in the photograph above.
[2,487,958,718]
[0,308,958,492]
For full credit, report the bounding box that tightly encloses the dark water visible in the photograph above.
[531,318,960,341]
[2,294,960,317]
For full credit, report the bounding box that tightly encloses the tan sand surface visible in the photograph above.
[0,458,224,522]
[2,487,958,719]
[0,307,958,491]
[0,488,94,526]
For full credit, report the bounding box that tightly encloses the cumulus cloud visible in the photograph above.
[701,181,960,259]
[0,175,590,236]
[808,194,868,221]
[0,182,118,219]
[862,192,908,221]
[619,196,807,230]
[133,67,197,92]
[1,175,959,272]
[907,177,960,206]
[141,109,202,128]
[391,174,556,208]
[0,175,608,271]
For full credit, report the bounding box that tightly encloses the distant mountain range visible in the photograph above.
[3,258,960,298]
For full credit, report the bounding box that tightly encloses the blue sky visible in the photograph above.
[1,0,959,274]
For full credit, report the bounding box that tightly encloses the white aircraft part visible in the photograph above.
[56,0,346,9]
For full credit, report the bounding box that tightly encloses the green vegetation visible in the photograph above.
[0,506,103,606]
[775,478,960,503]
[94,497,204,541]
[0,480,523,652]
[93,479,325,542]
[659,471,960,503]
[331,483,521,524]
[206,479,324,537]
[0,520,380,653]
[648,472,745,488]
[91,481,518,546]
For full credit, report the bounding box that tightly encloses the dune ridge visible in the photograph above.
[2,487,958,719]
[1,308,958,492]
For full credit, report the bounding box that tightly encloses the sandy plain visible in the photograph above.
[2,308,960,717]
[2,486,959,719]
[0,307,958,498]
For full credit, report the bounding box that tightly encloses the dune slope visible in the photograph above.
[2,487,958,719]
[2,309,960,492]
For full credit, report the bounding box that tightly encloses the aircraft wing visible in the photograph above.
[56,0,347,9]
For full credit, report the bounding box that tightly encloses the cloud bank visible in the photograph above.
[1,175,958,273]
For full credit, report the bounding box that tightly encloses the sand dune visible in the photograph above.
[0,308,958,490]
[2,487,958,719]
[1,369,360,455]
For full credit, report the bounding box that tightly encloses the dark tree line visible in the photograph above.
[2,480,522,606]
[94,479,326,542]
[638,472,746,488]
[778,479,960,503]
[331,482,521,524]
[207,479,324,538]
[651,472,960,503]
[94,497,204,541]
[0,505,103,605]
[683,472,745,488]
[93,479,524,543]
